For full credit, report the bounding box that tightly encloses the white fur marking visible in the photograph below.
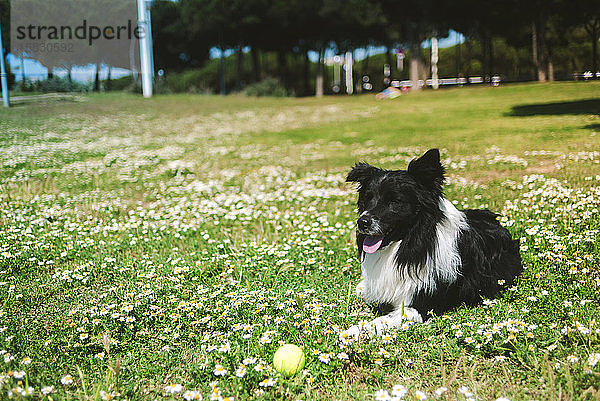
[427,198,469,287]
[360,240,407,307]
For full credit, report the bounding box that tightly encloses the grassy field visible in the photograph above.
[0,82,599,401]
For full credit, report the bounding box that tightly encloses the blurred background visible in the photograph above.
[0,0,599,96]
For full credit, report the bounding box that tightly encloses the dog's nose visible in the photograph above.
[357,215,372,231]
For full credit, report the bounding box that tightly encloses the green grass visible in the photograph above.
[0,82,599,400]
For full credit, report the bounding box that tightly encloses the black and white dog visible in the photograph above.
[342,149,522,340]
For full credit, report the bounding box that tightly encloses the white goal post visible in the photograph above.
[137,0,154,98]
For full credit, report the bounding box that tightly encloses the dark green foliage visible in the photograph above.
[164,69,213,94]
[21,76,91,92]
[244,78,289,97]
[105,76,134,91]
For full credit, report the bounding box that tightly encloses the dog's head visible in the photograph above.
[346,148,444,254]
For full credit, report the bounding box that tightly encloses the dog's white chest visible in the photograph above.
[359,241,419,308]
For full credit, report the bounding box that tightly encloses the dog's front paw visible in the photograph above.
[339,321,369,343]
[340,318,389,343]
[369,316,390,336]
[339,325,361,343]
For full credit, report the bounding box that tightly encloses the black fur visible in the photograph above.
[347,149,523,320]
[411,210,522,318]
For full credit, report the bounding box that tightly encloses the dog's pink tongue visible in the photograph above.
[363,236,383,254]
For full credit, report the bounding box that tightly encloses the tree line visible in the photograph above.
[1,0,599,95]
[150,0,599,95]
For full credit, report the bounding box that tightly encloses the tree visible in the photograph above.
[152,0,194,72]
[570,0,600,72]
[449,0,519,79]
[0,0,8,51]
[378,0,448,90]
[176,0,216,68]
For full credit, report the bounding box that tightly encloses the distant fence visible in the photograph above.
[386,72,599,90]
[390,75,502,89]
[573,71,600,80]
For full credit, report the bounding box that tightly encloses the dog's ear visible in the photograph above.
[346,162,381,185]
[408,149,444,188]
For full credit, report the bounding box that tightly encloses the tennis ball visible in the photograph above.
[273,344,305,376]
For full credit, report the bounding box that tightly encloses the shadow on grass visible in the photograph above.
[509,99,600,117]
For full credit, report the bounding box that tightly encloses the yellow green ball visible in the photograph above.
[273,344,305,376]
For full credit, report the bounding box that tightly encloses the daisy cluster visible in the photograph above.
[357,145,530,171]
[374,384,478,400]
[443,174,600,367]
[0,100,599,399]
[0,101,382,189]
[0,158,362,398]
[374,384,516,400]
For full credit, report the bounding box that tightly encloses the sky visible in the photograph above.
[7,30,465,82]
